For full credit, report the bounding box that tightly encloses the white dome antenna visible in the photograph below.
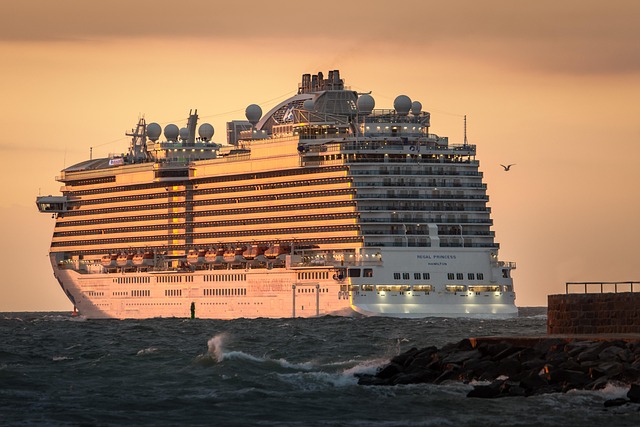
[179,127,189,141]
[357,94,375,115]
[411,101,422,116]
[245,104,262,126]
[147,122,162,141]
[164,124,179,142]
[394,95,412,116]
[198,123,214,141]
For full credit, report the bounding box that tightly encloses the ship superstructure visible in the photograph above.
[36,70,516,319]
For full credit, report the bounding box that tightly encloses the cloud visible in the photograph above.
[1,1,639,75]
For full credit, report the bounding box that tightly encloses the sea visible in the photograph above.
[1,307,637,427]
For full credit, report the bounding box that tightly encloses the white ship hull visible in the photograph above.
[51,246,516,320]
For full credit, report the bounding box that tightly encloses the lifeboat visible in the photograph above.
[213,247,226,265]
[101,254,117,268]
[204,248,217,263]
[133,251,154,266]
[243,245,262,260]
[187,250,205,265]
[116,252,133,267]
[278,245,291,260]
[264,244,281,259]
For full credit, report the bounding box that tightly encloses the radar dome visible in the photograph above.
[147,122,162,141]
[394,95,412,116]
[245,104,262,126]
[179,127,189,141]
[198,123,214,141]
[303,99,315,111]
[357,94,375,115]
[411,101,422,116]
[164,124,179,142]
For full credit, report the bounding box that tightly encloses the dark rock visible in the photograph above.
[433,366,460,384]
[519,370,549,394]
[628,383,640,403]
[547,368,591,388]
[467,381,504,398]
[358,338,640,399]
[492,345,524,362]
[604,398,629,407]
[442,349,481,365]
[520,358,547,372]
[614,367,640,384]
[405,356,437,373]
[533,338,566,355]
[592,361,625,378]
[376,363,402,379]
[390,347,419,367]
[463,359,499,380]
[392,369,440,385]
[599,345,632,363]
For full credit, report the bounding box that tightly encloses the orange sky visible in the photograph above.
[1,0,639,311]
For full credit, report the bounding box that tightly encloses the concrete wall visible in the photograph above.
[547,293,640,334]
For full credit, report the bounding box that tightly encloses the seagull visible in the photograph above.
[500,164,516,171]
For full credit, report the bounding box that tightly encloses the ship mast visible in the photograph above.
[126,117,149,163]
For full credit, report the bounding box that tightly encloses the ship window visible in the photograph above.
[422,273,430,280]
[414,273,421,280]
[348,268,361,277]
[402,273,410,280]
[446,285,466,293]
[477,273,484,280]
[468,273,475,280]
[413,285,433,292]
[469,286,500,292]
[456,273,464,280]
[393,273,401,280]
[363,269,373,277]
[447,273,455,280]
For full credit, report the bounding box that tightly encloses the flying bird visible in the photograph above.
[500,164,516,171]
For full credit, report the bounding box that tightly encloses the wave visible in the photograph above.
[136,347,159,356]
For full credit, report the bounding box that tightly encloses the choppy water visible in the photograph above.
[1,308,637,426]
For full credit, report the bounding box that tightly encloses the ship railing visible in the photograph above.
[356,193,488,200]
[359,218,492,224]
[565,281,640,294]
[350,169,482,176]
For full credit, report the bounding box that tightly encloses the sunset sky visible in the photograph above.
[1,0,639,311]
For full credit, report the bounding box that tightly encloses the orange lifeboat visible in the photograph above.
[204,248,217,263]
[116,252,133,267]
[132,251,154,266]
[101,254,117,267]
[223,248,237,263]
[243,245,262,260]
[264,244,280,259]
[187,250,205,265]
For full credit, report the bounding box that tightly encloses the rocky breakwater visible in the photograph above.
[357,337,640,405]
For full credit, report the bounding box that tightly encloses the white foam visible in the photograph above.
[52,356,73,361]
[207,333,227,362]
[136,347,159,356]
[342,358,389,376]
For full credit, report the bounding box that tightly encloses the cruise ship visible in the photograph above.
[36,70,517,319]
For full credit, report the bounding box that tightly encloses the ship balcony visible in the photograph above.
[36,195,68,214]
